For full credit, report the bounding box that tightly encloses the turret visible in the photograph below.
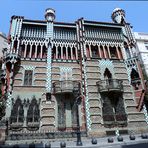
[111,8,126,24]
[45,8,55,22]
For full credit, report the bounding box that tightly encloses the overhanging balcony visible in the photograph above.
[5,53,20,63]
[53,80,81,95]
[96,79,123,93]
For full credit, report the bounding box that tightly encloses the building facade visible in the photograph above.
[134,32,148,78]
[0,32,8,60]
[0,8,147,144]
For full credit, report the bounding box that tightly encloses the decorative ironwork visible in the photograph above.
[6,130,87,141]
[97,79,123,92]
[53,80,81,94]
[103,114,127,128]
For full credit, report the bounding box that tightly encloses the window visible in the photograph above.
[102,94,127,128]
[24,70,33,86]
[145,46,148,50]
[27,98,40,123]
[145,43,148,50]
[10,98,24,124]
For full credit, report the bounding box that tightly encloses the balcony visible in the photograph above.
[96,79,123,93]
[103,114,127,128]
[5,53,20,63]
[53,80,81,95]
[10,116,24,129]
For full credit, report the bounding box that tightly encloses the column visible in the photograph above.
[16,39,20,54]
[71,46,73,60]
[9,63,14,92]
[66,46,68,59]
[116,46,121,59]
[29,44,33,58]
[24,44,27,58]
[61,45,63,59]
[35,44,38,59]
[103,45,107,58]
[98,45,101,58]
[10,40,14,53]
[40,45,43,59]
[56,46,58,59]
[129,46,134,58]
[107,45,111,59]
[89,44,92,57]
[75,47,78,60]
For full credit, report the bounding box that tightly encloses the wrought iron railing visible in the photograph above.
[9,116,24,129]
[103,114,127,127]
[96,79,123,92]
[53,80,81,94]
[6,130,87,141]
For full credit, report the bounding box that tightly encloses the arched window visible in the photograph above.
[104,68,112,87]
[10,97,24,124]
[27,97,40,123]
[104,68,112,80]
[130,68,140,90]
[130,68,140,81]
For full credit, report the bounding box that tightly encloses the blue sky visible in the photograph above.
[1,1,148,35]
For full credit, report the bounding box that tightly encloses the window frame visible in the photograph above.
[23,70,33,86]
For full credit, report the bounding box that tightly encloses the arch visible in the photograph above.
[104,68,112,79]
[130,68,140,80]
[10,97,24,123]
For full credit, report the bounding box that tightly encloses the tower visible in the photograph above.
[111,8,126,24]
[112,8,146,114]
[45,8,55,94]
[45,8,55,22]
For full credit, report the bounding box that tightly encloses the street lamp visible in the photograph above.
[74,95,83,146]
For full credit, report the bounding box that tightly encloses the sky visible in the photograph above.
[0,1,148,35]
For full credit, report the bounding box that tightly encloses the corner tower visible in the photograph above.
[111,8,126,24]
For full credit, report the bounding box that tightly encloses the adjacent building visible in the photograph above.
[0,8,147,144]
[134,32,148,78]
[0,32,8,60]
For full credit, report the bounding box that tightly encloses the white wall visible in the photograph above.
[134,32,148,77]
